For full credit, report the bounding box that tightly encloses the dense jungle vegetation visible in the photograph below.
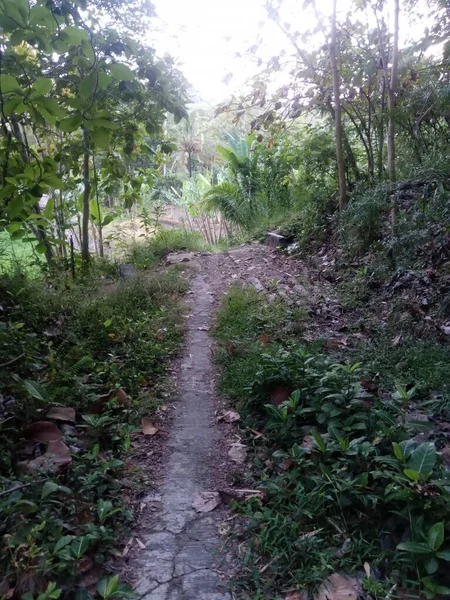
[1,0,450,598]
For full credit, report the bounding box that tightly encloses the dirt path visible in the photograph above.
[132,253,231,600]
[127,244,338,600]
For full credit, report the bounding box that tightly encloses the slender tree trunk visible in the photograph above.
[330,0,347,210]
[378,77,386,180]
[387,0,399,227]
[93,153,104,258]
[81,127,91,263]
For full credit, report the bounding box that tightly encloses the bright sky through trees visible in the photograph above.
[149,0,433,105]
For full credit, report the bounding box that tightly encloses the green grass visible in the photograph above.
[125,228,207,268]
[213,283,450,600]
[0,231,44,274]
[0,259,188,597]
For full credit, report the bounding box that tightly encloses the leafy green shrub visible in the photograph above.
[214,285,450,599]
[340,185,388,255]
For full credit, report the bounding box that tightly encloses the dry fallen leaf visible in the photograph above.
[142,418,159,436]
[314,573,359,600]
[286,592,308,600]
[392,334,402,347]
[115,387,130,406]
[325,336,348,350]
[258,332,271,346]
[23,421,62,443]
[192,491,221,513]
[217,410,240,423]
[46,406,76,423]
[228,443,247,464]
[270,385,292,406]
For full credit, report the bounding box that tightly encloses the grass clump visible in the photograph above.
[126,228,206,268]
[214,286,450,600]
[0,260,187,599]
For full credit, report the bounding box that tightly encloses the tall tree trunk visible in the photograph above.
[93,153,104,258]
[330,0,347,210]
[387,0,399,227]
[81,127,91,263]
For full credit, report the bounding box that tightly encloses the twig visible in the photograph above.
[0,353,25,368]
[0,482,33,498]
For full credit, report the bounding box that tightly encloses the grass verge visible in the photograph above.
[213,285,450,600]
[0,260,188,600]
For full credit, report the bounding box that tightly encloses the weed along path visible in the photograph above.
[131,252,231,600]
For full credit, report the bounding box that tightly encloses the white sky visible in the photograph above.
[149,0,281,104]
[148,0,434,106]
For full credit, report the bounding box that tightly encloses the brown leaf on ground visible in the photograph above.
[325,335,348,350]
[314,573,360,600]
[270,386,292,406]
[90,393,111,415]
[115,387,130,406]
[219,488,264,504]
[217,410,240,423]
[250,429,265,439]
[46,406,76,423]
[18,440,71,473]
[392,334,402,347]
[258,332,271,346]
[142,418,159,436]
[280,458,294,470]
[23,421,62,443]
[228,443,247,464]
[192,491,221,513]
[286,592,308,600]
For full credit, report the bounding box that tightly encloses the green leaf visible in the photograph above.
[61,25,89,46]
[424,557,439,575]
[36,243,47,254]
[81,39,95,63]
[397,541,431,554]
[71,536,90,559]
[79,73,97,98]
[3,97,21,116]
[404,468,421,481]
[54,535,76,553]
[0,74,20,93]
[58,115,83,133]
[422,577,450,596]
[111,584,135,599]
[23,379,47,401]
[43,197,54,219]
[408,442,436,478]
[91,127,110,149]
[428,522,444,551]
[97,576,119,599]
[43,175,65,190]
[42,481,60,499]
[392,441,404,461]
[436,549,450,561]
[109,63,135,81]
[36,97,66,118]
[33,78,53,95]
[74,589,93,600]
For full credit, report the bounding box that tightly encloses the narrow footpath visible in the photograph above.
[133,253,230,600]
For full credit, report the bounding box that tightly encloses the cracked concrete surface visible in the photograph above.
[133,255,230,600]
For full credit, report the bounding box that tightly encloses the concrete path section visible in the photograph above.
[133,255,230,600]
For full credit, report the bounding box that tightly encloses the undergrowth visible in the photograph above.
[213,285,450,600]
[124,228,207,269]
[0,260,187,599]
